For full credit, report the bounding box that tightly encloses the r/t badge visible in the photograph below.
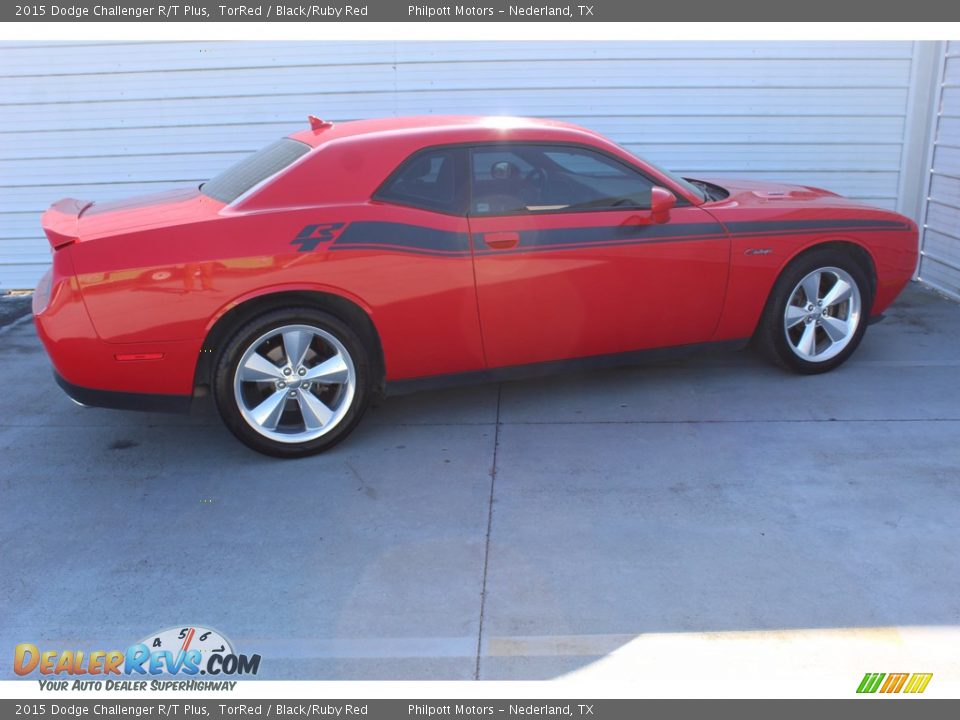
[291,222,347,252]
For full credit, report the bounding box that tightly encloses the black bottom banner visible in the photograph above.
[2,700,958,720]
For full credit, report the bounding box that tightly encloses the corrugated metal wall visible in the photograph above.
[918,41,960,299]
[0,40,921,290]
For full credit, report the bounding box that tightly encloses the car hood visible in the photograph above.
[697,177,882,212]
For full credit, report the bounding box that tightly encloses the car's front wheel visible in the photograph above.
[214,308,371,457]
[756,248,872,374]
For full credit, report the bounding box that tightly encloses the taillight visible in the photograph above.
[32,269,52,313]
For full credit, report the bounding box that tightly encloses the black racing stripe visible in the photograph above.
[509,222,726,250]
[328,243,468,257]
[325,217,910,257]
[331,221,470,255]
[474,226,726,256]
[725,219,911,235]
[474,236,718,256]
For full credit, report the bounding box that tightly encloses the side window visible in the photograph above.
[469,144,654,216]
[376,148,465,214]
[470,149,535,215]
[543,149,628,177]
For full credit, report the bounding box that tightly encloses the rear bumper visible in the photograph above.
[54,371,192,413]
[34,248,202,399]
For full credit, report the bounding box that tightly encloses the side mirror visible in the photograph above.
[650,186,676,224]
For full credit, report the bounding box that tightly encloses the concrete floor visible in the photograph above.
[1,281,959,687]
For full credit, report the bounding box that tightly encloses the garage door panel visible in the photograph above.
[925,202,960,235]
[920,261,960,296]
[0,40,914,78]
[922,229,960,265]
[0,263,49,291]
[1,63,401,105]
[637,143,901,172]
[0,182,192,214]
[944,54,960,84]
[0,152,244,187]
[0,117,907,162]
[585,116,905,144]
[394,41,914,62]
[937,117,960,145]
[0,41,399,76]
[0,87,912,135]
[2,58,913,106]
[0,124,295,161]
[919,44,960,298]
[940,86,960,117]
[932,144,960,177]
[0,211,44,239]
[0,94,400,133]
[0,237,49,264]
[395,59,911,91]
[930,172,960,203]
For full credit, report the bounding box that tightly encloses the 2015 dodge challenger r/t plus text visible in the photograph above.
[33,115,919,457]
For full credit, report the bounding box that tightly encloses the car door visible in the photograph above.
[364,145,487,379]
[466,143,731,369]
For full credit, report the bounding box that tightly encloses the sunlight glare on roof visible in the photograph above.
[480,116,529,130]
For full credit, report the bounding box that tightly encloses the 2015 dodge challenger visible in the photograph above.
[33,115,918,457]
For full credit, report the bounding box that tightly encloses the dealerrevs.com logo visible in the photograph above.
[14,626,260,691]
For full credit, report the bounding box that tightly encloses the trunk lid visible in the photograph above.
[41,187,222,249]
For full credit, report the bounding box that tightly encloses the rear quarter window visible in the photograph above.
[375,147,468,215]
[202,138,310,204]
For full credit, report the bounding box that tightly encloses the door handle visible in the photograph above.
[483,231,520,250]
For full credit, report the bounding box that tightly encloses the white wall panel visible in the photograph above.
[0,40,923,289]
[5,59,914,105]
[918,41,960,299]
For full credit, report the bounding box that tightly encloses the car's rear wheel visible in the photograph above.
[756,248,872,374]
[213,308,371,457]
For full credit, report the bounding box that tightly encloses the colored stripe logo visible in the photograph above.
[857,672,933,694]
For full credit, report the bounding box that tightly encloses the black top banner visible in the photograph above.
[5,0,960,21]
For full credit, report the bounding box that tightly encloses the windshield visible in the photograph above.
[201,138,310,204]
[657,166,707,202]
[612,143,706,202]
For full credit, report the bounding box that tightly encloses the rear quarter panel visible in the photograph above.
[70,202,485,384]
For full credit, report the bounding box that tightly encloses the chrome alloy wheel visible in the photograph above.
[232,324,356,444]
[784,266,862,363]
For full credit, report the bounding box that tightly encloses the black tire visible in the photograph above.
[213,307,372,458]
[755,248,873,374]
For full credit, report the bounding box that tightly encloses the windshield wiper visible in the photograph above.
[684,179,715,201]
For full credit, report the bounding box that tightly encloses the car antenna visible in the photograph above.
[308,115,333,132]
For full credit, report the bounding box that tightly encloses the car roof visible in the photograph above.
[288,115,605,148]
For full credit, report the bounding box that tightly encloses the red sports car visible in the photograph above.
[33,115,918,457]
